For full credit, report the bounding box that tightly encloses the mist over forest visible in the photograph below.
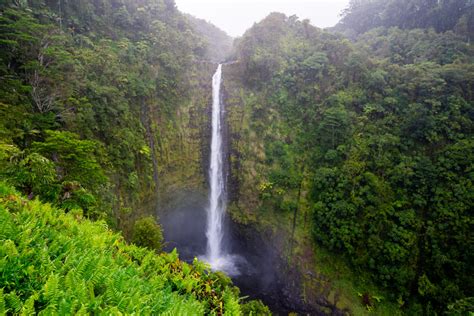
[0,0,472,315]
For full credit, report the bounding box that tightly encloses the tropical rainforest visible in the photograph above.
[0,0,472,315]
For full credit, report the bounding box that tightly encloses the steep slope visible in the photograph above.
[0,2,274,313]
[1,1,473,315]
[0,183,244,314]
[0,0,218,238]
[223,12,473,315]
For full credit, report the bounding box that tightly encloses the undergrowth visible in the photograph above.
[0,183,243,315]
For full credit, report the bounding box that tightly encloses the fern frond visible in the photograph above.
[20,291,39,315]
[223,290,241,316]
[0,288,6,315]
[0,206,15,240]
[42,274,60,303]
[5,291,22,313]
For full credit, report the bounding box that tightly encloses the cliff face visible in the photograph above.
[155,62,215,203]
[220,62,346,314]
[221,60,402,314]
[221,63,265,216]
[135,62,217,221]
[81,61,219,239]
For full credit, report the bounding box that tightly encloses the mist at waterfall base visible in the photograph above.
[159,65,321,314]
[159,194,302,314]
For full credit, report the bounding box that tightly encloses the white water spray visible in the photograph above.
[203,64,239,275]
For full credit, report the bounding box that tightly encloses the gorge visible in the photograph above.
[0,0,472,315]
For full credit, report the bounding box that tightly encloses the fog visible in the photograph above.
[175,0,350,37]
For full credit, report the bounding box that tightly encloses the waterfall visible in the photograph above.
[207,64,225,262]
[203,64,239,275]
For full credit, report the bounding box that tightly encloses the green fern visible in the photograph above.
[5,291,22,313]
[20,291,38,315]
[0,185,255,315]
[0,289,6,315]
[223,290,242,316]
[0,206,16,239]
[42,274,60,303]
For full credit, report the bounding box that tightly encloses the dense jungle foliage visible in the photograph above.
[0,0,473,314]
[335,0,473,41]
[0,183,248,314]
[0,0,216,234]
[227,1,473,314]
[0,1,263,314]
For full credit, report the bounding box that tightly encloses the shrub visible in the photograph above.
[241,299,272,315]
[132,215,164,252]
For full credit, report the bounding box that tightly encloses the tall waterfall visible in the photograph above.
[204,64,238,275]
[207,64,225,262]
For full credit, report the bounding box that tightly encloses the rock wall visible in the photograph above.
[122,61,217,234]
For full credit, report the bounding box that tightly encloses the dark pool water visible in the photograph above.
[158,193,326,315]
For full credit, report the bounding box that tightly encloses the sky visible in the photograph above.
[175,0,350,37]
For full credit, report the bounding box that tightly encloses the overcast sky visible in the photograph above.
[175,0,350,37]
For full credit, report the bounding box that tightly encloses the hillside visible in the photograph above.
[223,10,473,315]
[0,0,219,238]
[0,182,256,314]
[0,1,254,313]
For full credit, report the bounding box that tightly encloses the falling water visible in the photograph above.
[203,64,239,275]
[207,64,225,262]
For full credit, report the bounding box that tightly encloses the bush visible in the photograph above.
[132,215,164,252]
[241,299,272,315]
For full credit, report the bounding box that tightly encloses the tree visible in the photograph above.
[32,130,107,191]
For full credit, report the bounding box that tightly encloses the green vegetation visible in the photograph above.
[0,0,472,314]
[335,0,472,41]
[0,1,254,314]
[132,216,164,252]
[0,0,216,235]
[226,2,473,314]
[240,299,271,316]
[0,183,243,314]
